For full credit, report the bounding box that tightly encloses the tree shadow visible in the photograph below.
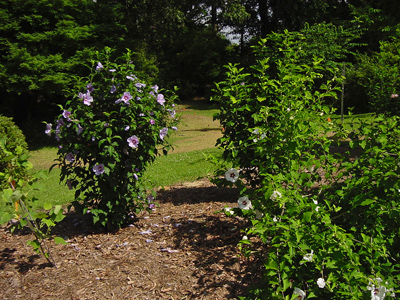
[157,184,239,206]
[0,248,53,273]
[156,184,264,298]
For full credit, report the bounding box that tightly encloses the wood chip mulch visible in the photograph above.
[0,179,265,300]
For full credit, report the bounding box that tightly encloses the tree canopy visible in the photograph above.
[0,0,399,138]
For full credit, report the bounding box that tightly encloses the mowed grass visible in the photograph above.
[26,100,223,209]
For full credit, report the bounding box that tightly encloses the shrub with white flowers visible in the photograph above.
[213,32,400,299]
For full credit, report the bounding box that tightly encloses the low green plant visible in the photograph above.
[0,138,66,267]
[0,115,29,189]
[213,31,399,299]
[46,47,179,229]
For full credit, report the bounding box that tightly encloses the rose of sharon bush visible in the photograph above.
[46,48,179,229]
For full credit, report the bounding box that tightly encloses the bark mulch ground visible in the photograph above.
[0,179,264,300]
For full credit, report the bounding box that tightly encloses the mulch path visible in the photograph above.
[0,179,264,300]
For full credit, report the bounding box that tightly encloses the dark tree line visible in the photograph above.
[0,0,398,145]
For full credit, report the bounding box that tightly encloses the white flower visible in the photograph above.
[313,199,320,212]
[225,168,239,183]
[367,278,387,300]
[238,196,252,210]
[317,277,326,288]
[272,216,278,222]
[242,236,248,240]
[302,250,314,262]
[224,207,234,215]
[270,191,282,201]
[293,287,306,300]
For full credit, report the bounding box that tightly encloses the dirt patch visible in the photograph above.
[0,179,263,300]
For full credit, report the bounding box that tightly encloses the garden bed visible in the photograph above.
[0,179,263,300]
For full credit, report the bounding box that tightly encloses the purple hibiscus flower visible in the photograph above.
[127,135,140,148]
[62,110,72,121]
[66,152,75,162]
[45,123,52,136]
[96,62,104,71]
[157,94,165,106]
[116,92,132,104]
[93,163,105,176]
[77,124,83,135]
[79,92,93,106]
[159,127,168,140]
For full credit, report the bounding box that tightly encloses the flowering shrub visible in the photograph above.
[213,32,400,299]
[46,48,178,229]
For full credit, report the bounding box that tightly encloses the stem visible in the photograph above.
[18,199,57,268]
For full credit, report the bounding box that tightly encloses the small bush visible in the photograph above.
[0,115,29,188]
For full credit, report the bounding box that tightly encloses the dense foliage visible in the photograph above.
[213,32,400,299]
[1,0,399,139]
[0,116,29,188]
[348,27,400,115]
[46,48,179,229]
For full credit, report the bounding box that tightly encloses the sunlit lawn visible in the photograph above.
[22,102,375,211]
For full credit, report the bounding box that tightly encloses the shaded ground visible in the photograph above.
[0,179,264,300]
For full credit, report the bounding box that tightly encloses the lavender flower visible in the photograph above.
[93,163,105,175]
[110,85,117,93]
[126,74,137,81]
[77,124,83,135]
[96,62,104,71]
[115,91,132,104]
[157,94,165,106]
[45,123,52,136]
[167,109,176,118]
[150,119,155,125]
[135,82,146,89]
[87,83,94,93]
[62,110,71,120]
[151,85,159,93]
[159,127,168,140]
[124,125,130,131]
[79,92,93,106]
[127,135,140,148]
[66,152,75,162]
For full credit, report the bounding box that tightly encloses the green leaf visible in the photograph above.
[0,212,13,225]
[302,211,313,222]
[54,237,68,245]
[360,198,375,206]
[43,203,52,210]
